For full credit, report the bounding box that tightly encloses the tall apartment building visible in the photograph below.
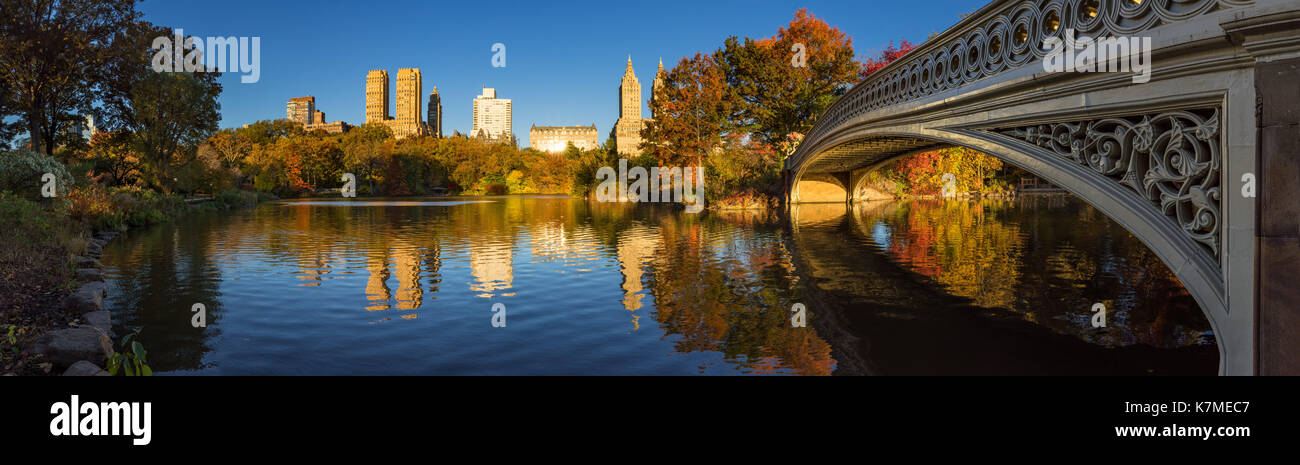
[472,87,514,145]
[287,95,350,134]
[365,70,389,123]
[530,124,598,152]
[395,68,422,124]
[389,68,425,138]
[287,96,316,124]
[364,68,426,139]
[611,57,651,156]
[427,87,443,138]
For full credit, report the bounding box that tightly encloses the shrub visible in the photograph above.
[217,190,259,208]
[63,184,123,230]
[0,150,75,199]
[63,184,186,231]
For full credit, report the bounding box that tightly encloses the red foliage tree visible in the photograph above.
[859,40,919,79]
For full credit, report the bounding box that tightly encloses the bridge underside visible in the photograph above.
[793,138,949,203]
[783,1,1300,375]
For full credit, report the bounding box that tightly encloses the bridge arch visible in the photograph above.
[784,0,1300,375]
[793,126,1230,372]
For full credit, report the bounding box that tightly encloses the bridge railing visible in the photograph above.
[791,0,1254,168]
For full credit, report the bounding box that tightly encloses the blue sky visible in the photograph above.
[139,0,982,147]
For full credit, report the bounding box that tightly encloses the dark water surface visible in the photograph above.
[100,195,1217,375]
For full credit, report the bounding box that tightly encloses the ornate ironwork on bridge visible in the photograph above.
[783,0,1300,375]
[999,108,1222,259]
[800,0,1254,150]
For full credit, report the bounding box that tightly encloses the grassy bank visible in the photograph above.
[0,187,271,376]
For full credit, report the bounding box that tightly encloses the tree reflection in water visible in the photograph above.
[99,196,1216,375]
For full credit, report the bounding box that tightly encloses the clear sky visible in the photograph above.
[138,0,983,147]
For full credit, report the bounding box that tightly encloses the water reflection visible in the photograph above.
[100,195,1214,375]
[790,197,1216,375]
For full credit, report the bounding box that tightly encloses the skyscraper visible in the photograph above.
[619,57,641,121]
[390,68,424,138]
[612,56,651,156]
[365,70,389,124]
[364,68,426,138]
[651,58,666,119]
[472,87,513,145]
[395,68,422,125]
[427,87,443,138]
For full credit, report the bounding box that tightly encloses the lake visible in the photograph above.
[100,195,1217,375]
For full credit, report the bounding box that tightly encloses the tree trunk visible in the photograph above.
[26,109,45,154]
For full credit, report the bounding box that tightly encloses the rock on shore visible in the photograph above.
[63,281,106,314]
[31,326,114,369]
[62,360,110,376]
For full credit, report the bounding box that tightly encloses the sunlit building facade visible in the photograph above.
[612,57,653,156]
[287,96,316,124]
[365,70,389,124]
[472,87,514,146]
[529,124,598,152]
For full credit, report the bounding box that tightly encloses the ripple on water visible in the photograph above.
[98,196,1216,375]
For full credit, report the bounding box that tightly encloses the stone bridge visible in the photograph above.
[782,0,1300,375]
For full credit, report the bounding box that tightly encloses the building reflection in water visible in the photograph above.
[615,225,660,330]
[103,197,1216,375]
[470,240,514,298]
[365,249,392,312]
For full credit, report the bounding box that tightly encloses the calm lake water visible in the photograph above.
[100,195,1217,375]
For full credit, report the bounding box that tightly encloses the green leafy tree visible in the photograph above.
[0,0,142,155]
[118,71,221,193]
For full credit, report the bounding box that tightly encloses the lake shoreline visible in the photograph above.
[4,192,275,377]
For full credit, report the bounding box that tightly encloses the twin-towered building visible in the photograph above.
[365,68,429,139]
[610,56,664,156]
[529,56,664,154]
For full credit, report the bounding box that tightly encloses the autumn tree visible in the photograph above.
[84,130,141,186]
[341,123,394,195]
[714,8,860,148]
[642,53,733,168]
[859,40,918,78]
[204,129,254,187]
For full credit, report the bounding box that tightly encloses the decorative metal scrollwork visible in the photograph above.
[1000,108,1222,259]
[801,0,1253,150]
